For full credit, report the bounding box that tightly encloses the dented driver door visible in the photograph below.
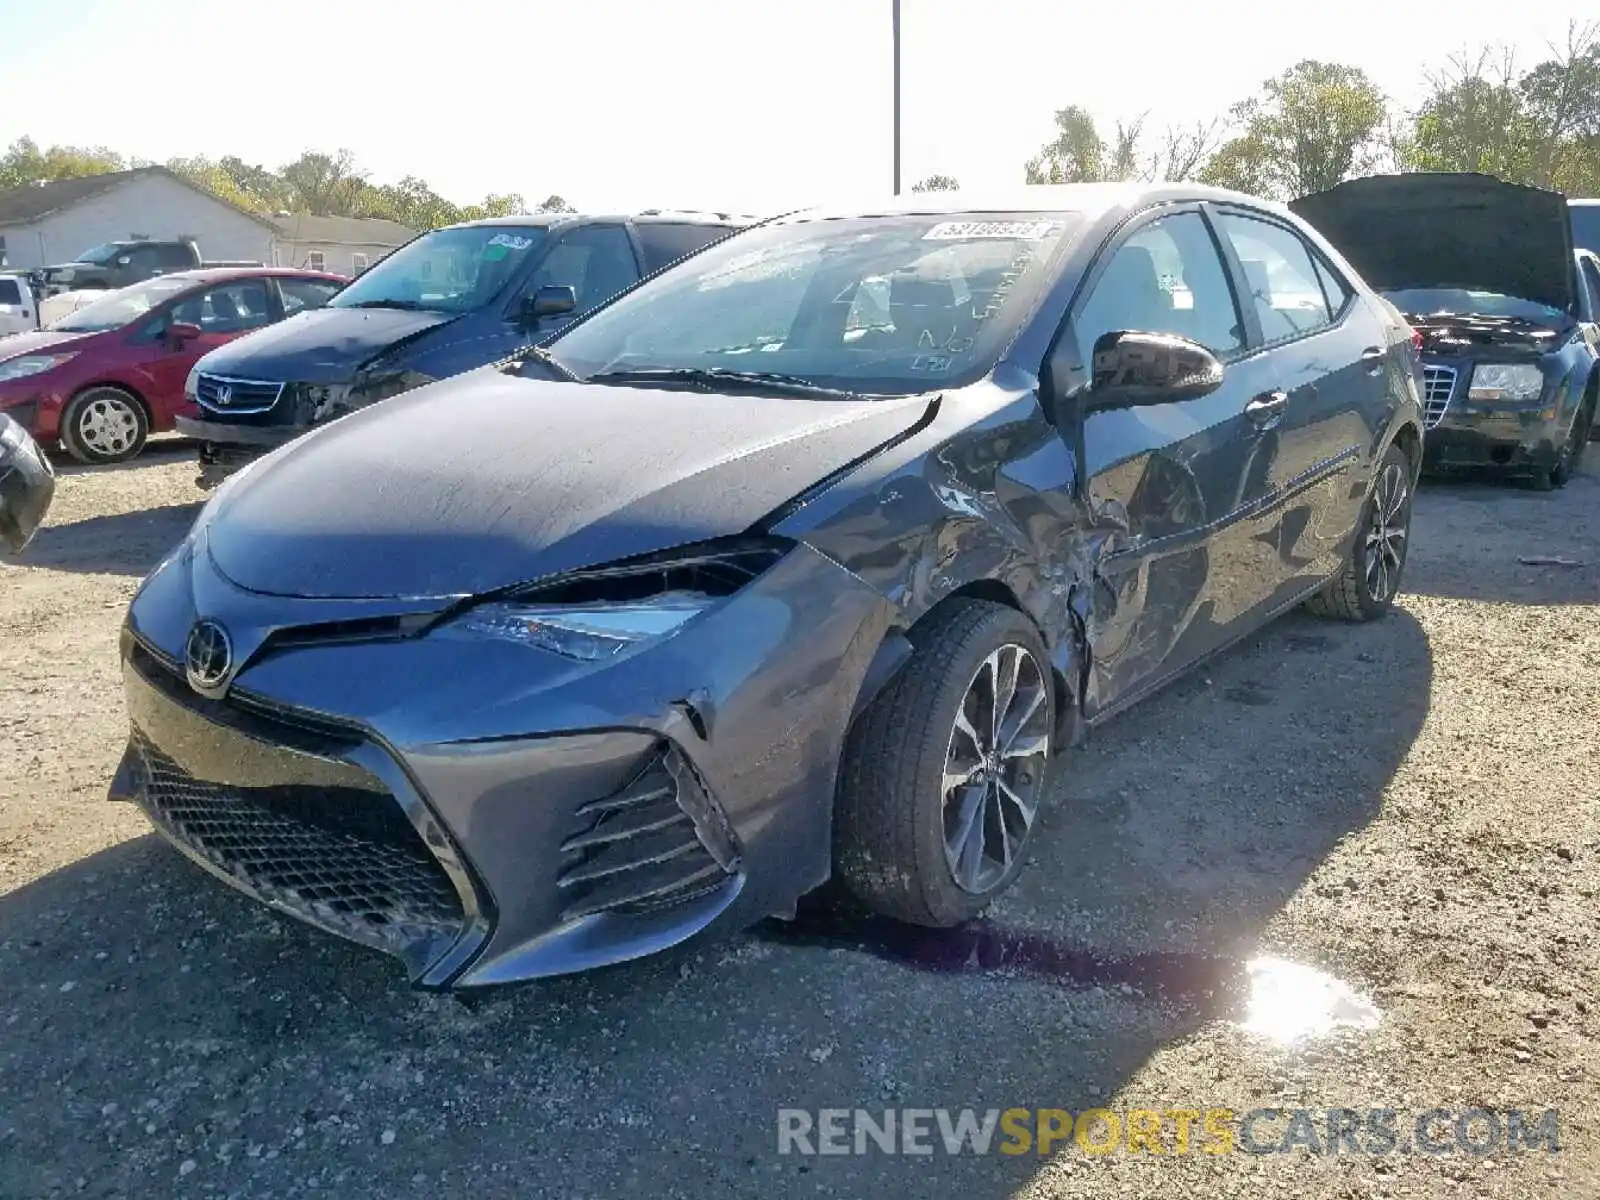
[1068,206,1283,720]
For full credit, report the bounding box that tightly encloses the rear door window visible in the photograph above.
[1578,257,1600,323]
[0,278,21,306]
[636,223,735,273]
[1214,212,1334,342]
[157,244,193,270]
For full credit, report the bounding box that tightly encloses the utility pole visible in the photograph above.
[892,0,902,194]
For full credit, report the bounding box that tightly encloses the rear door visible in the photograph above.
[1070,205,1278,716]
[1208,206,1379,597]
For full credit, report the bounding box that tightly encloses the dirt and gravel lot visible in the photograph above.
[1,441,1597,1199]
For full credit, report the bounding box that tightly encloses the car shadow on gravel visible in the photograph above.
[1407,469,1600,604]
[0,608,1432,1199]
[44,436,198,478]
[9,501,202,575]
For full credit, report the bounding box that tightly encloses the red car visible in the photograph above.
[0,268,346,464]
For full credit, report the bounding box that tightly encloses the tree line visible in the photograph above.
[0,141,573,231]
[912,22,1600,199]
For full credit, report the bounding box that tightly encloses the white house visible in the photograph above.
[270,214,416,276]
[0,167,276,270]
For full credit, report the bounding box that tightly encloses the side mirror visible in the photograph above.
[520,284,577,324]
[1085,330,1223,411]
[167,321,203,345]
[115,256,131,267]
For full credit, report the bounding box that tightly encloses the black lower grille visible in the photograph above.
[133,730,464,956]
[556,743,739,921]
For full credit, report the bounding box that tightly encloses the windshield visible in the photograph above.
[328,225,548,314]
[1383,288,1569,324]
[51,277,192,332]
[546,212,1080,396]
[1572,205,1600,256]
[75,243,122,265]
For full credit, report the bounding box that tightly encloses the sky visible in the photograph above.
[0,0,1594,216]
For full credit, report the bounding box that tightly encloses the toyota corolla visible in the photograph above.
[112,185,1424,988]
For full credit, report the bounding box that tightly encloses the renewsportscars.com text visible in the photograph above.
[776,1107,1561,1157]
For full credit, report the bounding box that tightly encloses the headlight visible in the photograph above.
[0,353,75,382]
[452,595,714,661]
[1468,363,1543,403]
[439,537,792,662]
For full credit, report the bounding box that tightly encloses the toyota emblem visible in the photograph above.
[216,384,233,406]
[184,619,233,694]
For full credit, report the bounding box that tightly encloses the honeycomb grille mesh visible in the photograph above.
[133,730,463,954]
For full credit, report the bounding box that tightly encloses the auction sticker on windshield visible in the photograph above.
[923,220,1059,241]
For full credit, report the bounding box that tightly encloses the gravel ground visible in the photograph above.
[1,441,1597,1199]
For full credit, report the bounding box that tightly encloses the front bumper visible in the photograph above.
[175,416,302,490]
[113,536,892,987]
[1423,412,1565,473]
[0,385,67,445]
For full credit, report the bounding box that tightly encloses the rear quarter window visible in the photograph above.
[637,223,738,274]
[0,278,22,305]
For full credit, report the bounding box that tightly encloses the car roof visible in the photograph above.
[447,210,754,231]
[153,267,348,285]
[778,182,1291,223]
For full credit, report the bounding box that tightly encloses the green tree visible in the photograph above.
[910,174,959,192]
[1024,106,1111,183]
[0,137,126,189]
[1404,49,1538,180]
[536,194,575,213]
[1202,61,1387,198]
[1519,22,1600,190]
[278,149,370,216]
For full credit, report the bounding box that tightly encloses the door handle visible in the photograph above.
[1245,390,1288,426]
[1360,345,1385,375]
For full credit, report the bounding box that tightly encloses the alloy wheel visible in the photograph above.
[941,642,1051,894]
[1364,460,1409,603]
[77,395,140,459]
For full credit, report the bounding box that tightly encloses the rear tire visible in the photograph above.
[833,599,1055,927]
[60,387,148,465]
[1305,442,1413,622]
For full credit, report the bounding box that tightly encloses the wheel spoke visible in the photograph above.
[956,788,988,888]
[996,778,1037,831]
[990,648,1018,747]
[952,708,984,757]
[998,686,1045,755]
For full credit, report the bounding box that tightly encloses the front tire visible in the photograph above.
[1545,401,1593,490]
[834,599,1055,927]
[1306,442,1413,622]
[60,386,147,464]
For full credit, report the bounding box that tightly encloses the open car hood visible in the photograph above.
[1290,173,1575,313]
[204,372,934,599]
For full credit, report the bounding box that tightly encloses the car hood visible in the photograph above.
[204,373,934,599]
[1290,173,1576,313]
[193,305,460,385]
[0,328,99,357]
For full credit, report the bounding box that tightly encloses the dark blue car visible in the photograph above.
[175,211,749,487]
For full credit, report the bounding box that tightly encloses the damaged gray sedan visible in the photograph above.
[112,185,1425,988]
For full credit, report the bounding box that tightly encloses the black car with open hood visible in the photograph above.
[1292,172,1600,489]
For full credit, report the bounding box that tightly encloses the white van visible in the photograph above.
[0,274,37,337]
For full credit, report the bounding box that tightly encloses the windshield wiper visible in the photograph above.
[583,367,868,400]
[342,299,432,311]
